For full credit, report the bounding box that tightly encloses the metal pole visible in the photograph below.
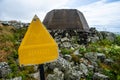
[39,64,45,80]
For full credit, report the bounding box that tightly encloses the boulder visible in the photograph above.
[30,72,40,80]
[45,57,71,72]
[63,54,72,61]
[45,56,84,80]
[100,31,116,42]
[93,73,109,80]
[62,42,72,48]
[47,68,64,80]
[80,58,89,65]
[87,64,94,72]
[97,53,106,62]
[90,36,100,43]
[73,49,79,55]
[0,62,11,78]
[64,68,82,80]
[84,52,97,62]
[104,59,114,65]
[10,77,22,80]
[61,37,70,42]
[80,63,88,75]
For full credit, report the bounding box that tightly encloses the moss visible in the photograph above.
[79,46,86,54]
[102,68,117,80]
[86,71,93,80]
[71,54,79,64]
[60,48,73,55]
[86,44,98,52]
[98,39,113,46]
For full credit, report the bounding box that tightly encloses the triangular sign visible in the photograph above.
[18,15,59,65]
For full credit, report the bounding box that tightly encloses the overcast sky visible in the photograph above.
[0,0,120,29]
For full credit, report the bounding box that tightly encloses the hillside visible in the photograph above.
[0,25,15,61]
[0,24,37,79]
[0,24,120,80]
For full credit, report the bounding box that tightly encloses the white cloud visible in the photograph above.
[0,0,70,22]
[78,0,120,26]
[0,0,120,28]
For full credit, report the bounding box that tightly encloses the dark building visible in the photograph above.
[43,9,89,32]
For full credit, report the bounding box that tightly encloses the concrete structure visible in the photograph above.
[43,9,89,32]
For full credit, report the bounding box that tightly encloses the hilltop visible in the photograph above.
[0,23,120,80]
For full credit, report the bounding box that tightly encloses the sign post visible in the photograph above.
[39,64,45,80]
[18,15,59,80]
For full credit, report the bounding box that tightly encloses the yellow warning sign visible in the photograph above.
[18,15,59,65]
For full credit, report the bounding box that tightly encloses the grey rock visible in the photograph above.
[34,65,38,71]
[65,33,70,37]
[45,56,84,80]
[79,58,89,65]
[45,57,71,72]
[30,72,40,80]
[0,62,11,78]
[55,36,61,42]
[92,61,98,67]
[73,49,79,55]
[97,53,106,62]
[84,52,97,62]
[47,68,64,80]
[89,27,103,39]
[62,42,72,48]
[90,36,100,43]
[63,54,72,61]
[100,31,116,42]
[61,37,69,42]
[64,68,82,80]
[80,63,88,75]
[70,46,75,50]
[72,44,80,49]
[93,73,109,80]
[104,59,114,65]
[88,65,94,72]
[54,32,58,36]
[10,77,22,80]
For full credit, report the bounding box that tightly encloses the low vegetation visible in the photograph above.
[0,24,120,79]
[60,48,74,55]
[60,37,120,79]
[83,38,120,80]
[0,25,36,79]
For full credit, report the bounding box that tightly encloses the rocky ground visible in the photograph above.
[45,52,111,80]
[44,28,116,80]
[0,25,120,80]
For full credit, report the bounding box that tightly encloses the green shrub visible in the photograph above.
[98,39,113,46]
[109,47,120,59]
[117,75,120,80]
[86,71,93,80]
[20,66,35,73]
[60,48,73,55]
[11,50,18,59]
[7,56,18,72]
[6,73,15,79]
[102,69,117,80]
[115,35,120,46]
[79,46,86,54]
[86,43,98,52]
